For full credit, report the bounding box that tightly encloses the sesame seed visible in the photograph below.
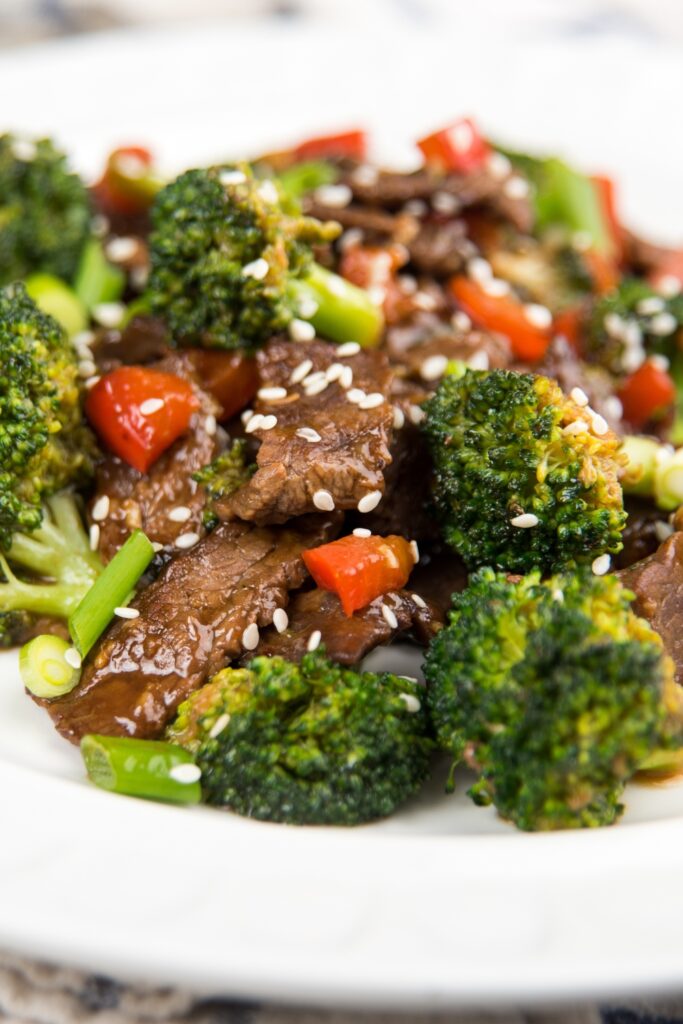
[523,303,553,329]
[563,420,589,435]
[381,604,399,629]
[570,387,589,407]
[11,139,37,161]
[296,427,322,443]
[304,378,329,397]
[64,647,82,670]
[298,296,319,319]
[409,540,420,563]
[204,414,217,436]
[399,693,421,713]
[89,524,100,551]
[175,532,200,549]
[623,319,643,347]
[209,713,231,739]
[104,236,138,263]
[92,302,125,328]
[273,608,289,633]
[413,291,438,311]
[307,630,322,652]
[347,388,366,404]
[258,179,279,204]
[242,622,260,650]
[655,521,674,543]
[621,347,646,373]
[337,341,361,357]
[353,528,372,538]
[650,312,678,337]
[260,415,278,430]
[603,396,623,421]
[326,362,344,383]
[403,198,428,217]
[131,266,149,291]
[140,398,165,416]
[290,359,314,384]
[219,169,247,186]
[73,330,95,350]
[351,164,379,187]
[399,274,418,295]
[650,354,671,371]
[241,408,254,425]
[242,258,269,280]
[503,176,530,199]
[467,257,493,283]
[114,606,140,620]
[257,386,287,401]
[169,763,202,785]
[383,546,400,569]
[359,392,385,410]
[420,354,449,381]
[85,375,101,390]
[657,275,682,298]
[481,278,510,298]
[393,406,405,430]
[289,318,316,342]
[368,285,387,307]
[590,413,609,436]
[604,312,625,340]
[245,414,265,433]
[411,593,427,609]
[592,554,611,576]
[78,360,97,379]
[302,370,326,388]
[91,495,110,521]
[510,513,539,528]
[339,228,364,251]
[468,350,490,371]
[168,506,192,523]
[452,310,472,332]
[486,151,512,179]
[408,405,425,425]
[637,297,666,316]
[313,489,335,511]
[151,542,164,553]
[357,490,381,513]
[432,191,461,215]
[314,183,352,208]
[339,366,353,389]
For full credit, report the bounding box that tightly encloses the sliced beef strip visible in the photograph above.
[387,321,511,380]
[614,498,666,570]
[216,338,394,525]
[91,317,170,375]
[89,352,221,562]
[617,532,683,685]
[42,514,340,743]
[406,219,477,278]
[247,587,441,667]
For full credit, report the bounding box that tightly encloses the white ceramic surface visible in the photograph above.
[1,20,683,1009]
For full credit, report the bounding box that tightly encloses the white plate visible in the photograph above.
[2,19,683,1010]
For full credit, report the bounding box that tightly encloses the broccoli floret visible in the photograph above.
[146,164,340,350]
[0,134,91,285]
[0,282,97,550]
[167,649,433,825]
[587,278,683,373]
[0,491,102,645]
[192,438,255,529]
[422,368,627,573]
[424,567,682,830]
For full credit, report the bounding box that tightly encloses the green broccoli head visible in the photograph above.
[422,368,627,573]
[0,134,91,285]
[424,567,681,830]
[167,649,433,825]
[0,283,97,549]
[588,278,683,373]
[192,438,255,529]
[146,164,339,350]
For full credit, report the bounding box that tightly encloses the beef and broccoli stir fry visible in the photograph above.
[3,120,683,831]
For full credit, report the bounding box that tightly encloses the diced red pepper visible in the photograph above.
[417,118,491,175]
[302,534,414,617]
[449,275,550,362]
[617,360,676,429]
[86,366,199,473]
[295,130,368,162]
[92,146,156,217]
[186,350,259,422]
[553,304,586,355]
[591,175,624,264]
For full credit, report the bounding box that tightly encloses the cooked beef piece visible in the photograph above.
[305,200,409,241]
[387,321,511,379]
[531,336,623,430]
[43,515,339,743]
[614,498,665,570]
[247,587,441,667]
[89,352,221,562]
[407,219,477,277]
[617,532,683,685]
[91,316,169,375]
[216,338,394,525]
[407,547,469,619]
[622,229,678,277]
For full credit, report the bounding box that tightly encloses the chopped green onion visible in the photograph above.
[19,634,81,699]
[291,263,384,348]
[74,238,125,311]
[68,530,155,658]
[277,160,338,200]
[621,435,662,497]
[81,735,201,804]
[24,273,88,337]
[534,158,611,255]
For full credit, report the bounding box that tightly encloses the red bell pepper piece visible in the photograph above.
[186,350,259,422]
[295,130,367,162]
[302,534,414,617]
[553,304,586,355]
[617,360,676,429]
[449,275,550,362]
[92,146,157,217]
[417,117,491,174]
[86,366,199,473]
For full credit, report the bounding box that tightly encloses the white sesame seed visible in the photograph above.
[413,291,438,311]
[260,415,278,431]
[399,675,419,683]
[296,427,322,443]
[175,532,200,549]
[563,419,589,435]
[325,362,344,383]
[523,303,553,329]
[151,542,164,553]
[347,388,366,404]
[503,176,530,199]
[353,528,372,538]
[339,228,364,251]
[313,489,335,512]
[304,378,329,397]
[289,318,316,342]
[139,398,165,416]
[302,370,327,388]
[590,413,609,436]
[486,151,512,179]
[467,257,493,283]
[393,406,405,430]
[204,414,217,436]
[411,593,427,609]
[403,198,428,217]
[381,604,399,629]
[359,392,385,410]
[168,506,192,523]
[105,236,138,263]
[242,258,269,280]
[637,296,666,316]
[314,183,352,208]
[623,319,643,348]
[650,354,671,371]
[408,404,425,425]
[241,408,254,425]
[297,296,319,319]
[209,713,231,739]
[257,386,287,401]
[64,647,82,670]
[114,606,140,620]
[89,524,100,551]
[337,341,361,357]
[468,350,490,371]
[650,312,678,337]
[351,164,379,187]
[510,513,539,528]
[452,310,472,332]
[273,608,289,633]
[73,330,95,350]
[245,413,265,433]
[655,521,674,543]
[290,359,313,385]
[570,387,589,407]
[383,547,400,569]
[307,630,322,652]
[131,266,149,291]
[420,354,449,381]
[481,278,510,298]
[368,285,387,307]
[91,495,110,522]
[169,763,202,785]
[592,554,611,576]
[658,275,682,298]
[219,169,247,186]
[603,396,623,421]
[399,274,418,295]
[605,312,625,340]
[432,191,461,215]
[257,179,279,204]
[85,375,101,390]
[357,490,382,513]
[242,622,260,650]
[78,360,97,379]
[399,693,421,713]
[621,346,646,373]
[92,302,125,328]
[409,540,420,563]
[11,139,37,161]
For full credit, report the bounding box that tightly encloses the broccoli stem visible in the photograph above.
[74,238,125,311]
[19,634,80,699]
[277,160,338,201]
[81,734,201,804]
[290,263,384,348]
[24,273,87,338]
